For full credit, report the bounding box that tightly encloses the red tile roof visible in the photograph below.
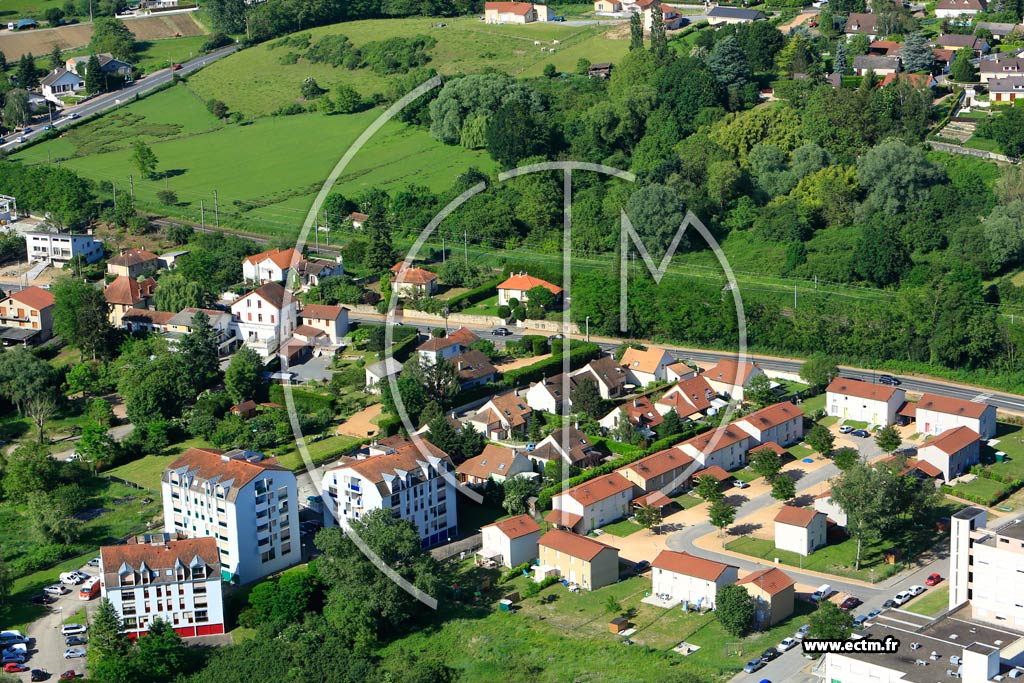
[916,393,990,419]
[485,1,536,16]
[243,247,303,269]
[620,448,694,481]
[235,281,289,310]
[6,286,54,310]
[826,378,900,402]
[497,273,563,296]
[704,359,759,386]
[774,505,824,528]
[619,396,664,428]
[740,402,802,430]
[657,376,716,414]
[633,490,672,508]
[108,248,158,268]
[692,465,731,482]
[560,472,634,507]
[457,444,523,480]
[122,309,174,325]
[545,509,583,528]
[921,426,980,455]
[417,326,479,353]
[104,275,146,306]
[391,263,438,285]
[683,424,752,454]
[538,529,615,561]
[482,513,540,539]
[301,304,346,320]
[749,441,786,456]
[165,448,287,498]
[101,537,219,575]
[652,550,734,581]
[737,567,795,596]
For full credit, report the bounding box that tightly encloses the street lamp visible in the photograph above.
[585,315,590,342]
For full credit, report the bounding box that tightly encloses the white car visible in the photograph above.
[733,479,750,489]
[838,425,854,434]
[908,585,926,597]
[44,584,71,596]
[892,590,913,606]
[794,624,810,641]
[63,648,86,659]
[60,624,86,636]
[778,637,798,652]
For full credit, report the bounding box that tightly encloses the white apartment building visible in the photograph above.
[480,514,541,568]
[99,534,224,639]
[678,424,753,472]
[547,472,634,534]
[950,506,1024,629]
[916,393,997,439]
[25,230,103,264]
[825,378,905,426]
[162,448,300,584]
[651,550,738,609]
[230,282,298,360]
[321,438,458,548]
[735,402,805,446]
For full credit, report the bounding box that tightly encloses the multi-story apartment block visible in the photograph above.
[161,448,300,584]
[950,506,1024,628]
[321,438,458,548]
[99,534,224,639]
[230,282,298,360]
[25,230,103,264]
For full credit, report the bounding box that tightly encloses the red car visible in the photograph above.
[839,596,862,611]
[4,663,29,673]
[925,573,942,586]
[60,671,82,680]
[172,63,183,71]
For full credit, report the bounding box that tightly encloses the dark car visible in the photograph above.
[172,63,183,70]
[492,327,511,336]
[851,429,870,438]
[64,636,86,647]
[760,647,780,662]
[633,560,650,574]
[30,593,56,605]
[878,375,901,386]
[31,670,49,682]
[840,596,862,611]
[882,599,896,609]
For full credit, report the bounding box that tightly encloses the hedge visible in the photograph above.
[502,342,602,388]
[446,278,502,311]
[269,385,335,414]
[376,413,402,437]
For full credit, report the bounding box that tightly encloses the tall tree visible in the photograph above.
[901,32,935,73]
[708,499,736,537]
[750,448,782,481]
[88,597,130,680]
[178,312,222,393]
[132,140,159,179]
[485,98,552,168]
[649,5,667,59]
[951,46,978,82]
[832,446,860,470]
[89,16,136,61]
[829,462,887,570]
[715,584,755,636]
[571,376,607,419]
[809,600,855,640]
[695,473,724,503]
[404,357,458,404]
[770,474,796,501]
[800,353,839,389]
[874,424,902,454]
[707,36,752,93]
[2,442,57,502]
[16,53,39,90]
[84,53,105,95]
[805,423,836,456]
[634,504,662,533]
[363,205,396,275]
[49,44,64,70]
[834,39,849,75]
[745,373,776,407]
[630,11,644,50]
[225,345,262,404]
[501,476,534,516]
[52,276,113,360]
[153,273,206,311]
[133,618,187,683]
[2,89,30,130]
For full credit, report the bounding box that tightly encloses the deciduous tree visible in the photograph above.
[770,474,796,501]
[875,424,902,454]
[709,499,736,536]
[225,346,262,404]
[132,140,159,179]
[800,353,839,388]
[809,600,855,640]
[715,584,754,636]
[750,448,782,481]
[805,423,836,456]
[501,476,534,516]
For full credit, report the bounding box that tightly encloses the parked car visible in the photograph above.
[0,138,6,144]
[840,596,862,611]
[925,573,942,586]
[777,637,798,652]
[4,643,28,654]
[868,609,882,618]
[838,425,854,434]
[794,624,810,641]
[31,669,49,681]
[59,671,81,680]
[492,327,511,336]
[811,584,832,601]
[853,615,869,628]
[743,658,766,673]
[64,636,86,647]
[44,585,70,596]
[851,429,870,438]
[4,663,28,673]
[908,585,926,597]
[42,125,51,131]
[878,375,901,386]
[2,653,26,664]
[633,560,650,574]
[760,647,780,663]
[892,591,912,606]
[733,479,749,489]
[882,599,896,609]
[86,557,100,567]
[62,649,86,660]
[0,632,28,645]
[30,593,56,605]
[60,624,86,636]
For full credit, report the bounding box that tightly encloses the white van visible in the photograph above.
[811,584,832,601]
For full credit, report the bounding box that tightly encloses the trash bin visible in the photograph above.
[997,452,1007,463]
[499,599,512,612]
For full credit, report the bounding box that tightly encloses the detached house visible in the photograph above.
[484,1,554,23]
[979,56,1024,82]
[526,373,577,413]
[825,378,905,426]
[536,529,619,590]
[643,3,685,29]
[164,308,238,356]
[452,349,498,389]
[844,12,879,39]
[390,262,439,298]
[853,54,901,76]
[620,346,675,386]
[417,326,479,365]
[242,248,303,285]
[736,402,805,447]
[230,282,298,360]
[934,0,985,18]
[935,33,988,55]
[702,358,766,401]
[599,397,664,438]
[67,53,132,78]
[0,286,55,344]
[706,6,765,24]
[774,505,827,556]
[107,248,159,279]
[571,355,628,399]
[529,426,602,470]
[916,426,981,481]
[467,391,533,440]
[914,393,996,439]
[547,472,635,534]
[364,357,402,394]
[40,68,84,103]
[656,375,723,420]
[651,550,738,609]
[496,272,563,307]
[456,444,533,486]
[298,304,348,345]
[480,514,541,568]
[617,447,696,496]
[737,567,796,628]
[104,275,156,327]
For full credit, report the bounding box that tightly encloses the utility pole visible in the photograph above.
[128,175,134,204]
[315,215,320,253]
[794,285,797,310]
[442,234,446,263]
[323,207,329,247]
[112,184,116,207]
[201,200,205,230]
[463,229,468,263]
[213,190,219,228]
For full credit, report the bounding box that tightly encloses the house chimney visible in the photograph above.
[458,361,464,371]
[633,399,640,408]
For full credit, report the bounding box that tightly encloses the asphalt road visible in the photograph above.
[0,44,240,151]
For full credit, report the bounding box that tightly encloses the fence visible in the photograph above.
[927,139,1018,163]
[431,533,482,561]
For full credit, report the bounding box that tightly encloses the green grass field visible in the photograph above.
[187,15,627,117]
[904,585,949,617]
[65,34,213,76]
[106,453,171,491]
[0,0,65,22]
[597,518,642,537]
[15,82,496,238]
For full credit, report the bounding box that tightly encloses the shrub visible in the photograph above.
[446,278,501,310]
[500,562,531,584]
[497,304,511,318]
[202,31,233,52]
[273,102,309,116]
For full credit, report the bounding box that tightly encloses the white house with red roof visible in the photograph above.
[678,424,754,472]
[655,375,725,420]
[480,514,541,568]
[814,489,847,527]
[496,272,563,307]
[467,390,533,440]
[702,358,767,402]
[547,472,635,534]
[230,282,298,359]
[620,346,675,386]
[914,393,996,439]
[825,378,905,426]
[736,402,805,447]
[484,1,554,23]
[651,550,738,608]
[935,0,985,18]
[643,2,685,30]
[917,426,982,481]
[390,262,439,298]
[242,247,304,285]
[666,361,697,383]
[774,505,827,556]
[417,326,479,365]
[598,396,664,438]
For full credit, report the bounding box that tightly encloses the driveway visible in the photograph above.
[289,354,335,383]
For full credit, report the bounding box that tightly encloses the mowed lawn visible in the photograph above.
[188,15,627,117]
[15,83,496,240]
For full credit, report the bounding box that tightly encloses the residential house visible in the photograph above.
[843,12,878,39]
[987,76,1024,102]
[241,248,304,285]
[164,307,238,356]
[678,424,753,472]
[121,309,174,333]
[104,275,156,327]
[536,529,619,590]
[496,272,563,307]
[231,400,257,419]
[976,21,1022,39]
[529,427,602,470]
[934,0,985,18]
[868,40,903,56]
[825,378,905,426]
[298,304,348,345]
[294,257,343,288]
[737,567,796,628]
[157,250,189,269]
[230,282,298,360]
[813,489,848,527]
[40,68,84,103]
[451,349,498,388]
[484,1,553,23]
[547,472,635,534]
[655,375,723,420]
[933,48,956,72]
[620,346,675,386]
[853,54,901,76]
[525,373,577,414]
[617,447,696,496]
[774,505,827,556]
[587,62,614,78]
[162,447,300,583]
[321,438,458,548]
[706,6,766,24]
[914,393,996,438]
[0,286,55,343]
[346,212,368,229]
[735,402,805,447]
[66,53,132,78]
[571,355,628,399]
[980,56,1024,82]
[107,248,159,279]
[364,357,402,394]
[665,361,696,383]
[467,391,533,440]
[643,3,685,29]
[598,397,664,438]
[593,0,622,14]
[99,535,224,639]
[702,358,766,401]
[480,515,541,568]
[417,326,479,365]
[25,230,103,264]
[935,33,988,55]
[456,444,533,486]
[390,262,439,298]
[651,550,738,609]
[916,426,981,482]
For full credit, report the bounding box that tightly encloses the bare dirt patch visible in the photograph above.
[337,403,382,439]
[0,13,203,57]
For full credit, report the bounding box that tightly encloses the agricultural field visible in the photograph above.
[0,12,206,58]
[14,82,496,239]
[188,15,628,117]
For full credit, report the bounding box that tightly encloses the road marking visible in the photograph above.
[972,393,992,403]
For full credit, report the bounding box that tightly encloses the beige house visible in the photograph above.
[617,447,696,496]
[825,378,905,426]
[529,427,602,470]
[107,248,159,279]
[298,304,349,345]
[536,529,619,590]
[364,358,402,394]
[480,514,541,568]
[774,506,827,557]
[702,359,766,401]
[737,567,796,628]
[915,393,996,439]
[496,272,563,306]
[390,263,439,298]
[916,426,981,482]
[547,472,635,534]
[620,346,675,386]
[0,286,55,344]
[651,550,738,609]
[104,275,156,327]
[456,444,533,486]
[467,391,533,440]
[736,402,805,447]
[593,0,622,12]
[484,1,553,23]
